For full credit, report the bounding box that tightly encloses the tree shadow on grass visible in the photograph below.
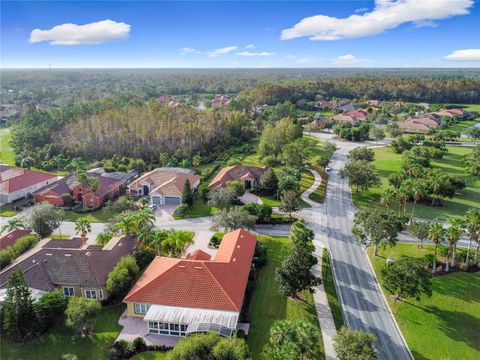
[424,305,480,352]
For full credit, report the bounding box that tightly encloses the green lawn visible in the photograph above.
[172,194,218,219]
[247,235,323,359]
[352,145,480,219]
[0,203,17,217]
[321,249,344,330]
[0,128,15,165]
[1,304,126,360]
[132,352,169,360]
[368,243,480,360]
[63,208,116,222]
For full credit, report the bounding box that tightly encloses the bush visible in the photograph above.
[132,337,147,352]
[0,234,39,269]
[60,354,78,360]
[96,232,113,245]
[106,255,139,299]
[106,196,137,214]
[227,158,242,166]
[108,340,135,360]
[261,155,280,167]
[61,193,75,207]
[243,203,273,223]
[209,233,223,248]
[36,289,69,332]
[134,247,156,270]
[198,184,209,201]
[175,204,189,218]
[254,242,267,268]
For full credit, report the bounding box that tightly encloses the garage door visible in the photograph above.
[152,196,162,205]
[165,196,181,205]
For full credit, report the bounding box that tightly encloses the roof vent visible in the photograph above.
[64,254,72,257]
[178,265,186,268]
[232,258,236,262]
[85,252,91,256]
[118,243,123,247]
[237,245,240,248]
[45,253,53,256]
[194,266,203,270]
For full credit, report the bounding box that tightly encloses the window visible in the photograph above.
[134,303,150,314]
[98,289,104,300]
[169,323,180,336]
[63,287,74,297]
[84,289,97,299]
[159,322,169,335]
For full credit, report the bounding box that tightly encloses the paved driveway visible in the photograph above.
[239,192,262,205]
[155,205,177,221]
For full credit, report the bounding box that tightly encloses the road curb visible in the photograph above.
[364,247,414,360]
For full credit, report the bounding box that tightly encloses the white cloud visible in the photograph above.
[296,56,315,64]
[281,0,473,41]
[237,51,274,57]
[331,54,373,67]
[245,44,255,49]
[355,7,369,14]
[413,20,438,28]
[30,19,130,45]
[180,47,197,55]
[206,46,238,57]
[445,49,480,61]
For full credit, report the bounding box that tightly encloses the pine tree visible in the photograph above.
[3,270,38,341]
[182,179,194,207]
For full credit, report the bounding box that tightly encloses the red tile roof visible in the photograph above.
[0,229,32,250]
[208,165,267,189]
[0,166,57,194]
[124,229,256,312]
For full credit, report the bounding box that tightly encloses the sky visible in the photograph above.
[1,0,480,68]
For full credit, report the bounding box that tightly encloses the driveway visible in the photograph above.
[239,192,262,205]
[155,205,177,221]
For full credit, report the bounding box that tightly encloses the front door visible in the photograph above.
[244,180,252,189]
[143,185,150,196]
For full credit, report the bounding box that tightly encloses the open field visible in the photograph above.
[368,243,480,360]
[247,235,323,359]
[63,208,115,222]
[353,145,480,219]
[1,304,125,360]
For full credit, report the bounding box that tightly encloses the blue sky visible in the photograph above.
[1,0,479,68]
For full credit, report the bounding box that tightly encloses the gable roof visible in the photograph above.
[0,236,137,291]
[33,173,123,198]
[124,229,256,312]
[0,229,32,250]
[208,165,267,189]
[0,167,57,194]
[129,168,200,197]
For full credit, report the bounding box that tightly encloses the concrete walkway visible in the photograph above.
[301,168,323,208]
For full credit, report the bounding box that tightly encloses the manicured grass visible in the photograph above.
[63,208,116,222]
[352,146,480,219]
[132,352,169,360]
[247,235,323,359]
[1,304,126,360]
[321,249,344,330]
[172,195,217,219]
[368,243,480,360]
[308,168,328,204]
[0,203,17,217]
[49,234,71,240]
[0,128,15,166]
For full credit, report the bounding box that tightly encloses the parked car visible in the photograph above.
[325,165,332,172]
[148,204,157,211]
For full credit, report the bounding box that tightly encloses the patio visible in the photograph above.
[116,310,181,347]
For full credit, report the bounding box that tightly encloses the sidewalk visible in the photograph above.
[301,168,322,208]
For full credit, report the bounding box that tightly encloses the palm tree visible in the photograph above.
[162,230,194,257]
[145,230,168,255]
[131,208,155,235]
[113,217,135,236]
[381,187,397,210]
[464,209,480,270]
[428,222,444,273]
[396,186,409,215]
[445,217,463,272]
[409,180,427,221]
[0,218,26,235]
[74,218,91,246]
[19,156,35,169]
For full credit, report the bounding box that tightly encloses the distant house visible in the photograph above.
[168,101,180,108]
[211,95,231,107]
[33,171,126,209]
[398,116,440,133]
[317,100,336,110]
[123,229,256,338]
[418,103,431,109]
[337,102,356,113]
[157,96,170,105]
[0,236,137,300]
[367,100,381,107]
[128,168,200,206]
[0,229,32,250]
[0,166,58,205]
[208,165,267,190]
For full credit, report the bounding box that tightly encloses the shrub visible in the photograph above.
[61,193,75,207]
[175,204,189,218]
[261,155,280,167]
[227,158,242,166]
[132,337,147,352]
[106,196,137,214]
[134,247,156,270]
[60,354,78,360]
[0,247,15,269]
[0,234,39,269]
[108,340,135,360]
[107,255,139,299]
[96,232,113,245]
[36,289,69,332]
[65,297,101,336]
[198,184,209,201]
[254,242,267,268]
[244,203,273,223]
[209,233,223,248]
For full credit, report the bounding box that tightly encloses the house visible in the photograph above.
[0,236,137,300]
[157,96,170,105]
[33,172,125,209]
[123,229,256,338]
[337,102,356,113]
[212,95,231,107]
[87,168,138,185]
[398,116,440,133]
[367,100,381,107]
[0,166,58,205]
[317,100,336,110]
[128,168,200,206]
[331,113,356,123]
[0,229,32,250]
[418,103,431,109]
[208,165,267,190]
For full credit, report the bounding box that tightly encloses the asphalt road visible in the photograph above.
[309,133,413,360]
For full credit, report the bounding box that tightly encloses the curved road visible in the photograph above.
[308,133,413,360]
